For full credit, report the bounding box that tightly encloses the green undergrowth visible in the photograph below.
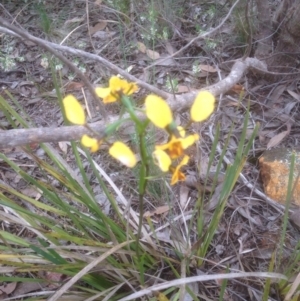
[0,87,284,301]
[0,1,299,300]
[0,64,298,299]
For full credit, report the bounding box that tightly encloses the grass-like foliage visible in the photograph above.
[0,77,296,300]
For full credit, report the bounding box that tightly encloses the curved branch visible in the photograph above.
[0,20,169,100]
[0,57,267,149]
[0,15,268,149]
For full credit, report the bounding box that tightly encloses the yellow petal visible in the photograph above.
[191,91,215,122]
[179,155,190,167]
[90,144,100,152]
[171,169,186,185]
[181,134,199,149]
[155,133,197,159]
[109,141,137,168]
[81,135,100,152]
[125,82,138,95]
[81,134,96,147]
[95,87,111,98]
[110,76,138,95]
[170,155,189,185]
[153,149,171,172]
[155,136,183,159]
[109,76,122,87]
[95,87,118,103]
[145,95,173,128]
[103,94,119,103]
[177,126,186,138]
[63,95,86,125]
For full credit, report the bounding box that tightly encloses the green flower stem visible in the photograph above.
[104,118,131,136]
[136,120,150,284]
[121,95,142,127]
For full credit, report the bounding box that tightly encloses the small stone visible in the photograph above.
[259,148,300,206]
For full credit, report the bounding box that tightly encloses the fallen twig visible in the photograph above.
[0,16,267,149]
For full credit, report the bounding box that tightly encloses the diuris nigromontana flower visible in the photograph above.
[155,127,199,159]
[95,76,138,103]
[170,155,190,185]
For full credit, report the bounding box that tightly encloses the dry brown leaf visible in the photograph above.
[23,40,36,47]
[199,64,217,73]
[287,89,300,102]
[198,71,212,78]
[137,42,147,53]
[65,81,84,92]
[28,97,43,105]
[267,123,291,149]
[204,183,224,211]
[154,56,174,66]
[58,141,68,154]
[143,205,169,218]
[90,21,107,35]
[284,101,297,114]
[267,131,289,149]
[269,84,286,104]
[230,84,245,94]
[46,271,66,289]
[21,187,42,200]
[225,101,239,107]
[180,185,190,209]
[11,282,47,297]
[64,17,85,26]
[92,31,116,40]
[198,154,209,178]
[177,85,190,93]
[0,282,17,295]
[154,205,169,215]
[284,273,300,301]
[165,41,175,55]
[146,49,160,60]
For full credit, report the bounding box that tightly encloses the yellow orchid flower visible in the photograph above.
[81,134,101,152]
[156,132,199,159]
[63,95,86,125]
[170,155,189,185]
[153,149,172,172]
[145,95,173,129]
[109,141,137,168]
[95,76,138,103]
[191,91,215,122]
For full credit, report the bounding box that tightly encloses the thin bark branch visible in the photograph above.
[0,23,169,100]
[0,14,268,149]
[0,57,267,149]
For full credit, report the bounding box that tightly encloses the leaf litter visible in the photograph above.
[0,1,300,300]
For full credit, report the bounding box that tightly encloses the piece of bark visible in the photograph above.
[259,148,300,206]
